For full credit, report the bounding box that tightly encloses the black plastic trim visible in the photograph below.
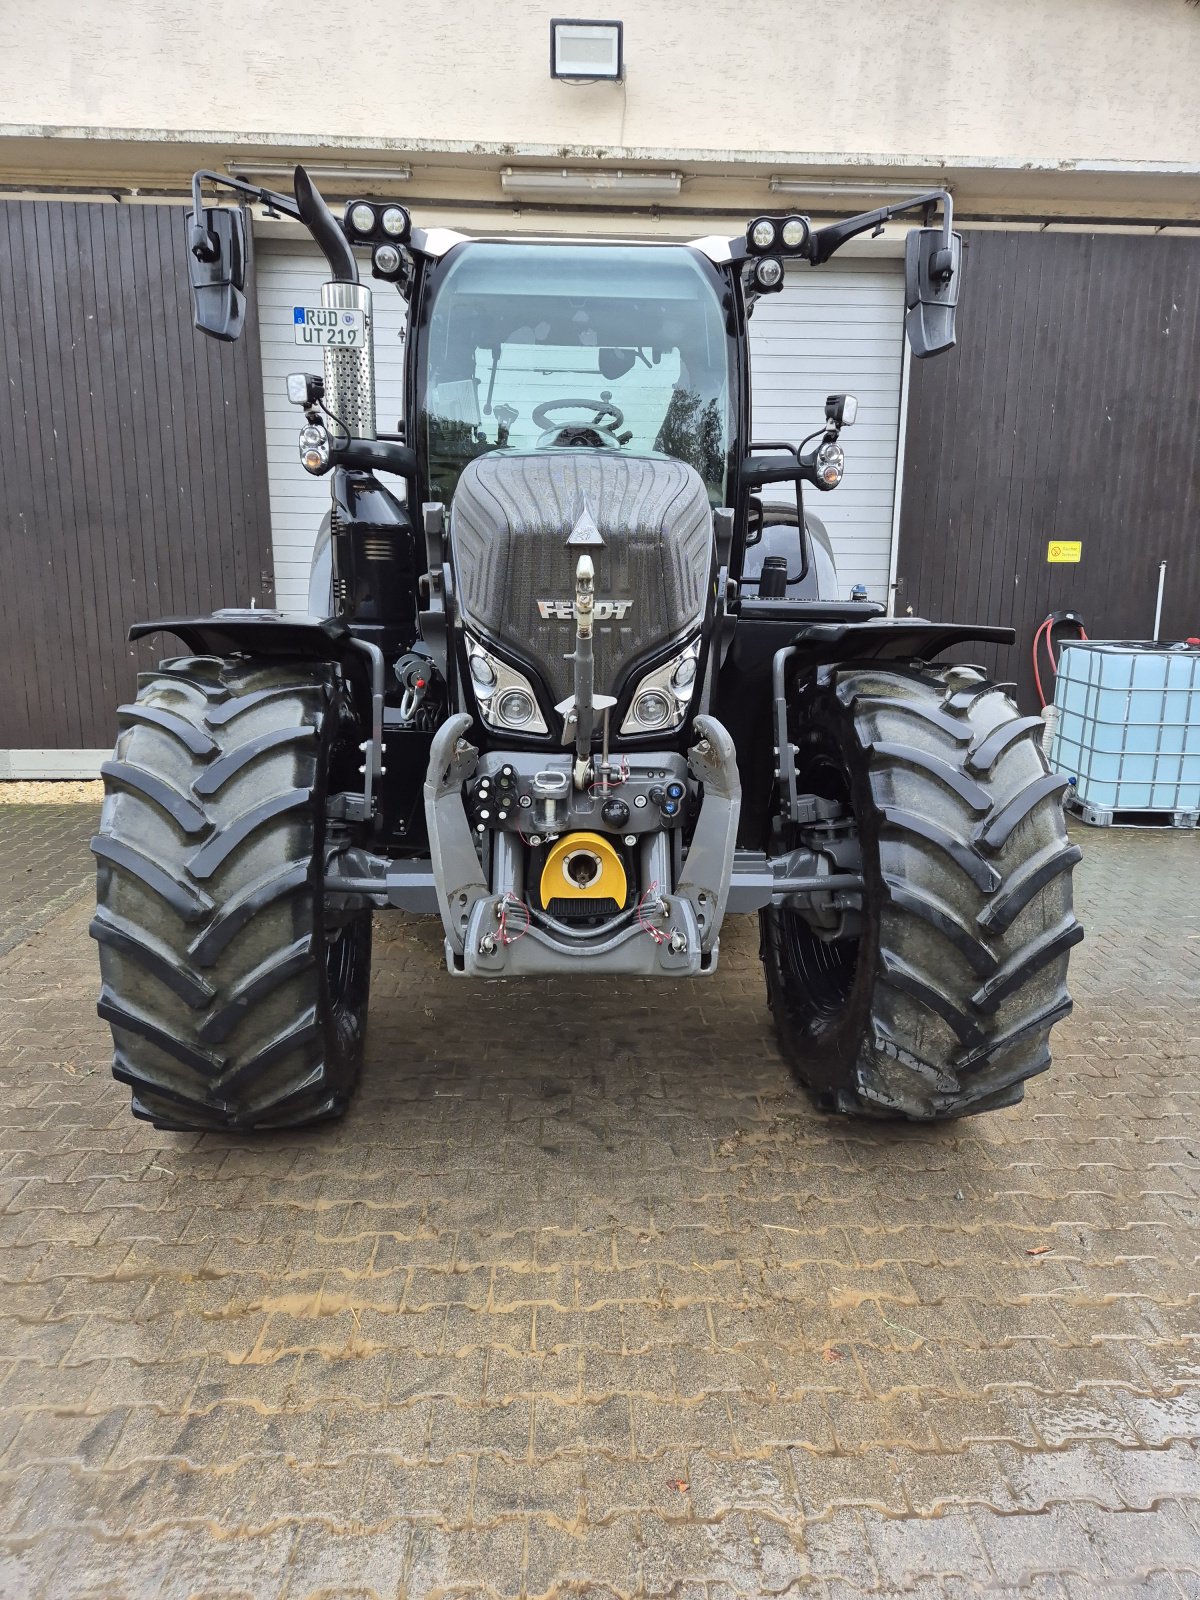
[129,613,352,660]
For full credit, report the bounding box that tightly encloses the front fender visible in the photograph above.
[788,617,1017,663]
[128,609,352,661]
[725,614,1016,686]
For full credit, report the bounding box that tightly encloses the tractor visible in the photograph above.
[90,167,1082,1130]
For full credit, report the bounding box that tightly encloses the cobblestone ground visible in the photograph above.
[0,809,1197,1598]
[0,807,97,959]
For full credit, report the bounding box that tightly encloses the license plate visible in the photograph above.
[293,307,366,347]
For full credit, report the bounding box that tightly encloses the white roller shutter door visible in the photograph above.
[748,256,906,604]
[256,240,904,613]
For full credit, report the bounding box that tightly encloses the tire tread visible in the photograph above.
[92,658,369,1132]
[763,663,1081,1121]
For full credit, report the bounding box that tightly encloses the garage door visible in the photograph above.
[748,257,906,605]
[256,239,409,613]
[257,241,904,614]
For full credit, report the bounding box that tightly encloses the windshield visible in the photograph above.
[421,241,733,505]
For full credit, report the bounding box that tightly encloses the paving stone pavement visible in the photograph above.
[0,807,98,959]
[0,808,1197,1598]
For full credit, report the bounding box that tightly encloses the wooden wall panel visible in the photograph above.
[0,201,273,749]
[896,230,1200,709]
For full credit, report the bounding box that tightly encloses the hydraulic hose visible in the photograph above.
[1033,611,1088,708]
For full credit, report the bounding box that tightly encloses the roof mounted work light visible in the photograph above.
[746,213,810,257]
[343,200,411,244]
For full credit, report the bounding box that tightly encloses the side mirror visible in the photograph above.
[825,394,858,429]
[904,227,962,359]
[187,207,247,343]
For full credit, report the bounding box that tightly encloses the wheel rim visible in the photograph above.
[326,917,369,1053]
[778,914,858,1024]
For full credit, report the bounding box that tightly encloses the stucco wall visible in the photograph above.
[3,0,1198,167]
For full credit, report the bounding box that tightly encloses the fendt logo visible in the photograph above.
[537,600,633,621]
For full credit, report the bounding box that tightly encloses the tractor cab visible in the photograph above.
[419,239,736,508]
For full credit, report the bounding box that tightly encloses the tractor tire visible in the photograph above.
[91,656,371,1132]
[761,662,1082,1120]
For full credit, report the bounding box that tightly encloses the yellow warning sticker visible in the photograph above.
[1047,540,1082,563]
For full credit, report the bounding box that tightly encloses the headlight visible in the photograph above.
[781,215,809,250]
[347,203,376,236]
[631,690,672,729]
[754,257,784,290]
[380,205,409,239]
[620,637,702,735]
[495,689,536,728]
[373,243,402,276]
[466,634,548,734]
[298,423,330,474]
[348,202,376,236]
[815,439,844,488]
[749,217,777,252]
[470,652,497,690]
[671,655,697,692]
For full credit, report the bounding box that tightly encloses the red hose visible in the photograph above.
[1033,613,1088,708]
[1032,618,1049,708]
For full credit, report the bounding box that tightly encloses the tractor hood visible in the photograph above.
[449,449,713,711]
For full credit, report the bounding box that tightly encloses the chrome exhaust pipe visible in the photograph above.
[320,280,375,441]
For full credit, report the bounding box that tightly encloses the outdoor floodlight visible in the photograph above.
[550,19,624,80]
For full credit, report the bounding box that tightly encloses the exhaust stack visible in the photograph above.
[320,281,376,442]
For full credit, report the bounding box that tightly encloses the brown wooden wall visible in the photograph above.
[897,230,1200,710]
[0,200,274,750]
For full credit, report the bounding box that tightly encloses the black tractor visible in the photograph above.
[90,168,1082,1131]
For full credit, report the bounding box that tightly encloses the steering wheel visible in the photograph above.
[531,395,626,433]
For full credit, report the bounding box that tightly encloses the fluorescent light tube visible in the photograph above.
[768,178,932,199]
[500,168,682,197]
[226,161,412,183]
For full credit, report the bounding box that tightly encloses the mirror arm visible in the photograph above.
[808,188,954,267]
[189,167,358,284]
[741,446,799,487]
[329,438,417,477]
[190,169,300,261]
[740,444,811,585]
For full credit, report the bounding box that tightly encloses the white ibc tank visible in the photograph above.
[1048,641,1200,816]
